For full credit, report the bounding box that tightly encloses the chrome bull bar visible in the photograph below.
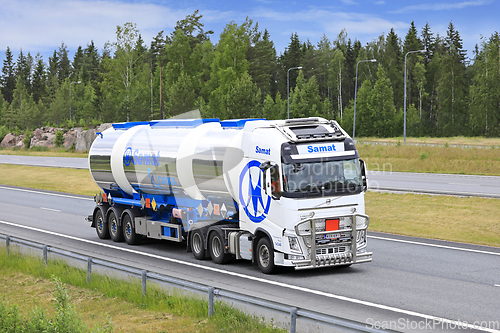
[293,213,372,270]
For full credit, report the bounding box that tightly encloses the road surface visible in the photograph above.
[0,185,499,332]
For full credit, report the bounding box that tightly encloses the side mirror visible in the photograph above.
[259,161,271,170]
[360,159,368,192]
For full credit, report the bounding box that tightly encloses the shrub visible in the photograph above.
[23,131,34,149]
[55,130,64,147]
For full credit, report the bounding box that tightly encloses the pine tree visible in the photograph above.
[469,32,500,136]
[370,66,397,137]
[247,29,277,100]
[16,49,32,94]
[57,42,71,84]
[436,22,469,136]
[278,33,303,98]
[72,46,84,81]
[384,29,403,111]
[1,47,16,103]
[32,53,47,103]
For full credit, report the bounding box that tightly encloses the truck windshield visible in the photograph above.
[282,158,362,197]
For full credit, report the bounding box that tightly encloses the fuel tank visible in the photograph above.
[88,119,249,201]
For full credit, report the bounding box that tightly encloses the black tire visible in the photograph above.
[209,230,230,264]
[257,237,276,274]
[122,212,142,245]
[191,229,206,260]
[95,207,110,239]
[108,210,124,242]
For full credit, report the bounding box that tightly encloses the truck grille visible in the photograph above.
[316,246,346,255]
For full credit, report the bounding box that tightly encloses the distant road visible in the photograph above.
[1,154,499,198]
[0,155,87,169]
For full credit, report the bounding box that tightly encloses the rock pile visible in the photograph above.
[0,123,112,151]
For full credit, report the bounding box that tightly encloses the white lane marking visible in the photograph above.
[495,284,500,288]
[1,220,498,333]
[40,207,61,212]
[0,185,94,201]
[368,235,500,257]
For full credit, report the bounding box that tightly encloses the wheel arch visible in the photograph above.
[107,206,125,226]
[92,204,109,228]
[253,227,273,252]
[121,208,143,228]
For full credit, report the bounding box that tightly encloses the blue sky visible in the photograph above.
[0,0,497,65]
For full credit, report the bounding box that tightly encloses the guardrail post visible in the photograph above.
[6,235,10,255]
[290,307,297,333]
[43,245,48,267]
[208,286,215,317]
[87,257,92,283]
[141,270,147,296]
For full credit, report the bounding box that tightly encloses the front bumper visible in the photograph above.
[292,214,372,270]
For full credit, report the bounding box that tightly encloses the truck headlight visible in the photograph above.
[288,236,302,253]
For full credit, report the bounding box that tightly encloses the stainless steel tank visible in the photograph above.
[88,119,245,201]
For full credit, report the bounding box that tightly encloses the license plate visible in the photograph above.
[324,233,341,240]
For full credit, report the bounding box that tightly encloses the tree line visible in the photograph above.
[1,10,499,138]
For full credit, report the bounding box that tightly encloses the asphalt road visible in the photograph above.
[0,185,499,332]
[1,155,499,198]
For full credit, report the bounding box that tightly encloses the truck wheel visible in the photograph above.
[191,229,205,260]
[209,230,230,264]
[122,212,141,245]
[257,237,276,274]
[95,208,109,239]
[108,210,124,242]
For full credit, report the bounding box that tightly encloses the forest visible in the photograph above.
[1,10,499,138]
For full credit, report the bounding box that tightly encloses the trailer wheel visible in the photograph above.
[95,207,109,239]
[122,212,141,245]
[257,237,276,274]
[191,229,205,260]
[108,210,124,242]
[209,230,229,264]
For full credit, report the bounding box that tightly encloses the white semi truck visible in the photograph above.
[88,117,372,273]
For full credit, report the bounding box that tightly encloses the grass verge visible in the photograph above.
[0,165,100,197]
[357,143,500,176]
[0,248,283,333]
[366,191,500,247]
[0,147,88,158]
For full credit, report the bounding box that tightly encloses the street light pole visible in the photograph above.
[353,59,376,140]
[287,66,302,119]
[404,49,426,143]
[69,81,82,122]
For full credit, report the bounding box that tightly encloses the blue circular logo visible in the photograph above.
[239,160,271,223]
[123,147,133,166]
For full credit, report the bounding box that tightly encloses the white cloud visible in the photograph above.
[0,0,189,56]
[391,0,492,14]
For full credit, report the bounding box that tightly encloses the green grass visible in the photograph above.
[0,146,88,158]
[0,165,100,196]
[0,248,284,333]
[358,136,500,147]
[366,192,500,247]
[357,143,500,176]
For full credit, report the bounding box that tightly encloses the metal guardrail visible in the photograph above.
[0,233,391,333]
